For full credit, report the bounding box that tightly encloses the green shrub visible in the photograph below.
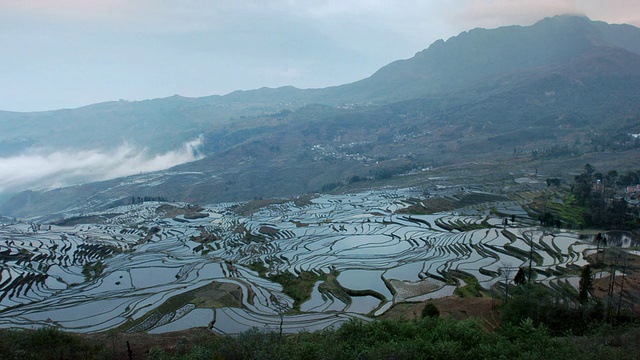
[421,303,440,318]
[0,327,108,360]
[500,283,605,335]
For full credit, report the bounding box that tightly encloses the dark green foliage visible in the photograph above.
[347,175,364,184]
[2,316,638,360]
[538,211,561,227]
[248,261,328,311]
[145,315,638,359]
[453,271,486,297]
[421,303,440,318]
[370,162,418,181]
[247,260,269,277]
[579,265,594,303]
[268,270,327,310]
[546,177,562,187]
[570,164,639,230]
[82,261,105,281]
[500,283,604,336]
[619,170,640,186]
[0,327,107,359]
[514,268,527,285]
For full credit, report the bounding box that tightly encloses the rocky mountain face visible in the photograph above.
[2,15,640,220]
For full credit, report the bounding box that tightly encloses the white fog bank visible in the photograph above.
[0,136,204,194]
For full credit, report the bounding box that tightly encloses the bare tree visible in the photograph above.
[523,230,535,283]
[500,261,514,302]
[270,292,290,339]
[617,253,628,318]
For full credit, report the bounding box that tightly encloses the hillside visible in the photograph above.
[2,15,640,219]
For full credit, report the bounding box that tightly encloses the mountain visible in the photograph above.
[333,15,640,101]
[2,15,640,219]
[4,15,639,157]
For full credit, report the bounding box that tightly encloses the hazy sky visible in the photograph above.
[2,0,639,112]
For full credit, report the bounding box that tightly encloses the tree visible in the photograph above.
[579,265,594,304]
[500,262,514,302]
[584,163,595,176]
[594,233,606,262]
[546,178,561,187]
[421,303,440,318]
[593,172,604,182]
[538,212,560,227]
[606,170,618,187]
[514,268,526,285]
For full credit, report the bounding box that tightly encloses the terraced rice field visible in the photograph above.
[0,189,602,334]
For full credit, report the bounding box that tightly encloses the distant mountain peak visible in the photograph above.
[343,15,640,102]
[540,13,591,22]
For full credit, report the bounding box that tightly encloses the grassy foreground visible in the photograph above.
[1,315,638,360]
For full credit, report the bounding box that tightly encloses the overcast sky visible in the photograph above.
[1,0,639,112]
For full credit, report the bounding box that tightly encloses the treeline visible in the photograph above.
[589,131,640,153]
[319,161,421,192]
[501,282,605,336]
[570,164,639,230]
[530,143,580,159]
[616,169,640,186]
[129,196,169,204]
[105,195,172,209]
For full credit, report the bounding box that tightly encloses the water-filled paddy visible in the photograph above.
[0,189,613,333]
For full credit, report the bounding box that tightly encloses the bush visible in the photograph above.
[422,303,440,318]
[0,327,107,359]
[500,283,605,335]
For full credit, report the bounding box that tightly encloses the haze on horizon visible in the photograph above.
[1,0,639,112]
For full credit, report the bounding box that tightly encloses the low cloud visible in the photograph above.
[0,136,204,194]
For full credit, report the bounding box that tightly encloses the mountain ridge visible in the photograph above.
[2,14,640,219]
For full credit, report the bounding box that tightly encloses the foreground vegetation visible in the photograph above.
[0,327,108,359]
[148,318,639,360]
[2,311,637,360]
